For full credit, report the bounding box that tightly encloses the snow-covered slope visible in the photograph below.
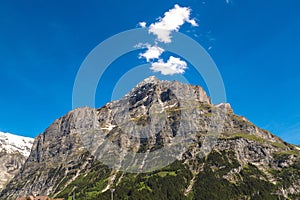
[0,131,33,157]
[0,131,33,191]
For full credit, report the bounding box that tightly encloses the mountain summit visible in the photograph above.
[1,77,300,199]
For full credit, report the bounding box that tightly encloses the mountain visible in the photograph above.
[0,131,33,191]
[1,76,300,199]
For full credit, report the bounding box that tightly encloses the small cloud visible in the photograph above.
[150,56,187,75]
[225,0,231,4]
[139,44,164,62]
[138,21,147,28]
[148,4,198,43]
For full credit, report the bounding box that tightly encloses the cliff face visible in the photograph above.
[0,132,33,191]
[1,77,300,200]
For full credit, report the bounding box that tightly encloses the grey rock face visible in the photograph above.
[0,150,26,192]
[0,108,97,199]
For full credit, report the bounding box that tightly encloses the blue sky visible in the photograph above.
[0,0,299,144]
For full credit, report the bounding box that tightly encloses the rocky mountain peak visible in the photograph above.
[126,76,211,105]
[1,78,300,199]
[135,76,159,87]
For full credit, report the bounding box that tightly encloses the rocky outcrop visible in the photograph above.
[0,108,98,199]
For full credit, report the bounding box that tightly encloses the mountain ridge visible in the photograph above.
[1,77,300,199]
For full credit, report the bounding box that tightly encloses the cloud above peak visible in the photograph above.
[148,4,198,43]
[151,56,187,75]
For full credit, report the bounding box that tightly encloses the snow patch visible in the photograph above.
[0,131,33,157]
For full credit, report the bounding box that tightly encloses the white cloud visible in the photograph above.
[139,44,164,62]
[148,4,198,43]
[138,21,147,28]
[225,0,231,4]
[136,4,197,75]
[150,56,187,75]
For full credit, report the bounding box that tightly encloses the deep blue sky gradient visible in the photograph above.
[0,0,299,144]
